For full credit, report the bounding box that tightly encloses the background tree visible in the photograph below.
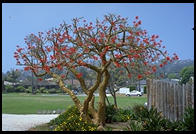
[14,14,178,129]
[4,68,21,83]
[168,73,178,80]
[180,66,194,84]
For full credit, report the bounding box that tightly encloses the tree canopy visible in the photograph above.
[14,14,178,128]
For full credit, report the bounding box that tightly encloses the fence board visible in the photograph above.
[147,79,194,121]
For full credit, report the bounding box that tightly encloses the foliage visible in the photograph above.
[143,86,147,94]
[48,88,57,94]
[25,87,32,93]
[129,105,195,131]
[50,106,97,131]
[182,107,194,131]
[39,87,46,93]
[129,85,136,92]
[167,73,178,80]
[180,66,194,84]
[105,105,117,123]
[105,105,131,123]
[4,69,21,83]
[15,85,25,92]
[5,85,15,92]
[130,105,168,131]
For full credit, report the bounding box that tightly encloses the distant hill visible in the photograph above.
[158,59,194,74]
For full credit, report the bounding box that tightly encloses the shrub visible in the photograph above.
[105,105,131,123]
[130,105,168,131]
[105,105,117,123]
[5,85,15,92]
[48,88,57,94]
[182,107,194,131]
[129,85,136,92]
[50,106,97,131]
[39,87,46,93]
[25,87,32,93]
[15,86,25,92]
[143,86,147,94]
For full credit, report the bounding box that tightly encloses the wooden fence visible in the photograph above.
[146,79,194,122]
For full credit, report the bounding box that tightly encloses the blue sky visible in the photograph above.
[2,3,194,73]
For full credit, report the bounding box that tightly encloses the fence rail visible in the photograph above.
[147,79,194,122]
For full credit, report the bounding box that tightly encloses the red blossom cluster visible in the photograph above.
[14,14,179,81]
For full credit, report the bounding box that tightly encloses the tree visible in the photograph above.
[4,68,21,83]
[180,66,194,84]
[168,73,178,80]
[14,14,178,129]
[107,64,129,108]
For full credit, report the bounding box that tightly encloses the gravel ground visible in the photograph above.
[2,114,59,131]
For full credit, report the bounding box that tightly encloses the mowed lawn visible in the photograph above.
[2,93,147,114]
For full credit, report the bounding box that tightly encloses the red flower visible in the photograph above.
[57,64,63,70]
[143,61,148,66]
[92,56,98,60]
[24,66,30,71]
[166,56,170,61]
[137,74,142,80]
[76,73,82,79]
[159,64,163,68]
[152,66,157,72]
[17,48,23,53]
[38,78,43,81]
[61,74,65,79]
[135,16,139,19]
[128,73,132,78]
[111,22,115,26]
[70,47,76,53]
[114,62,121,68]
[43,66,50,72]
[138,20,141,25]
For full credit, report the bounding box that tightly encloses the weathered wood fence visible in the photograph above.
[147,79,194,122]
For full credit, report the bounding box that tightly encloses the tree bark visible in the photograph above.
[96,70,110,126]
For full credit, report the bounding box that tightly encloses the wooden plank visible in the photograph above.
[170,82,174,122]
[173,84,178,121]
[182,84,185,116]
[192,83,194,108]
[147,79,151,110]
[174,83,178,121]
[178,84,183,121]
[163,81,167,119]
[160,81,164,114]
[165,82,169,120]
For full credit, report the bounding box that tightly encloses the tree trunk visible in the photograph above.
[96,70,110,126]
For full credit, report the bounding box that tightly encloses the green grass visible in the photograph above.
[2,93,147,114]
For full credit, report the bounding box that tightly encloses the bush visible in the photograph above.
[182,107,194,131]
[49,106,97,131]
[15,86,25,92]
[5,85,15,92]
[39,87,46,93]
[105,105,131,123]
[25,87,32,93]
[105,105,117,123]
[129,105,195,131]
[130,105,168,131]
[48,88,57,94]
[143,86,147,94]
[129,85,136,92]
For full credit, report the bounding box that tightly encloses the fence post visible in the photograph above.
[147,79,151,110]
[192,82,194,109]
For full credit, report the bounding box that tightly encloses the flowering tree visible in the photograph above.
[14,14,178,128]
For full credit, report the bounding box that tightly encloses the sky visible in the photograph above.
[2,3,194,73]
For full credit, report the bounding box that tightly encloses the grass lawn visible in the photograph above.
[2,93,147,114]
